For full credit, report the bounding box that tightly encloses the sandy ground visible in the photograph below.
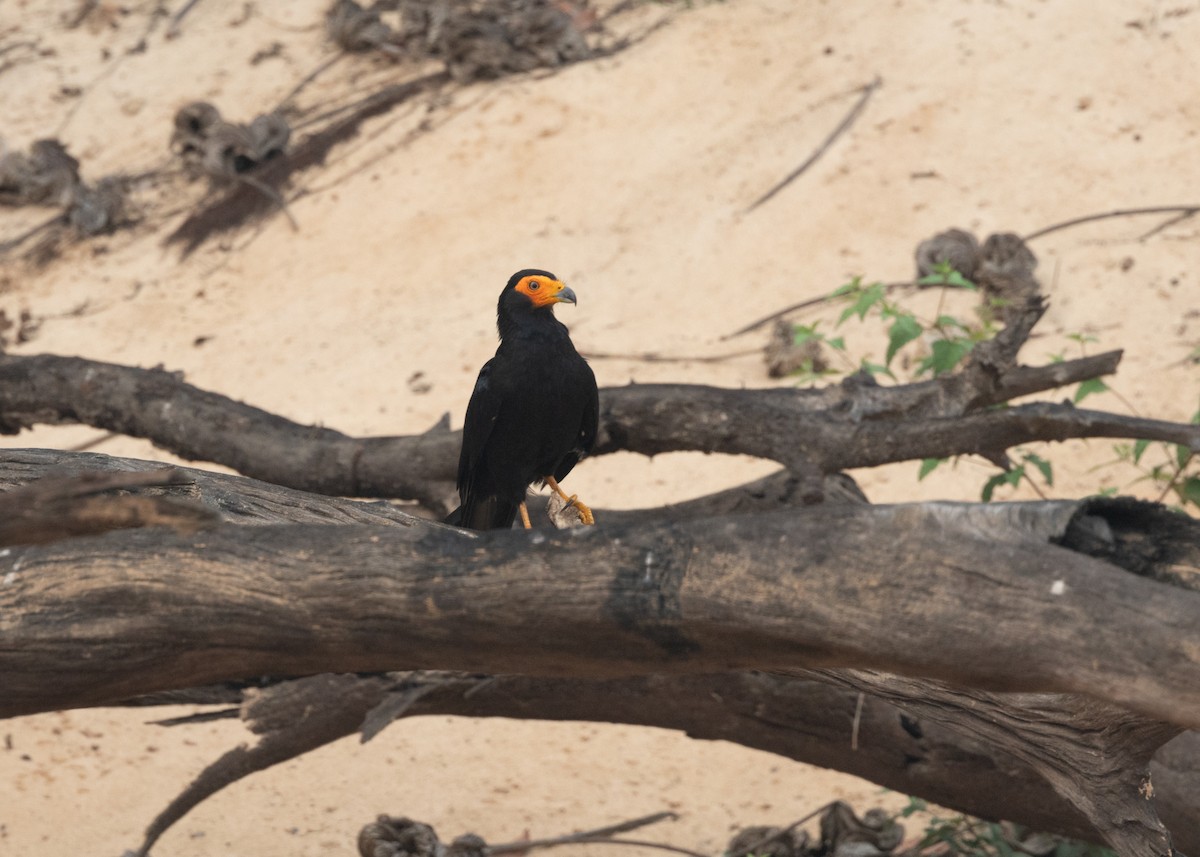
[1,1,1198,855]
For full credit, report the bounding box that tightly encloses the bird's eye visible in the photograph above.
[527,279,540,290]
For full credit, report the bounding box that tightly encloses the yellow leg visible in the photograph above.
[545,476,595,525]
[518,501,532,530]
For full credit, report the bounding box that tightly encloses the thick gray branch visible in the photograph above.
[3,500,1200,730]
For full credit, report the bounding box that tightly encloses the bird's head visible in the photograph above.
[497,269,577,339]
[501,269,577,311]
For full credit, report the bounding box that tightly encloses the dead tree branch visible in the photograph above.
[3,496,1200,729]
[0,336,1178,513]
[0,449,858,532]
[127,668,1200,857]
[744,76,882,213]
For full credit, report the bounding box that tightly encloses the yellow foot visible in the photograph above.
[518,501,532,529]
[565,495,595,525]
[545,476,595,526]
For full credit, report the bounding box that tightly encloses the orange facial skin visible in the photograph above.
[514,274,577,308]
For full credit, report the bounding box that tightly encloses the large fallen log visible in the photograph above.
[4,492,1200,726]
[3,448,1198,856]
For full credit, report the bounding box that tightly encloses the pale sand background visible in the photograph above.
[1,1,1197,854]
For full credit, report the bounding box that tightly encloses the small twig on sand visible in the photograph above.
[1022,205,1200,242]
[489,812,681,855]
[722,280,914,340]
[65,0,100,28]
[235,174,299,231]
[0,213,65,256]
[275,52,347,111]
[166,0,206,38]
[729,803,838,857]
[555,839,709,857]
[1138,208,1200,241]
[744,76,882,214]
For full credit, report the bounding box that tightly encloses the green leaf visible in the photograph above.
[918,458,945,480]
[945,269,977,290]
[935,314,967,331]
[791,323,821,346]
[830,277,862,299]
[1175,444,1193,468]
[1133,438,1151,464]
[885,313,922,365]
[826,336,846,351]
[900,797,928,818]
[981,467,1022,502]
[1073,378,1109,403]
[860,360,896,381]
[1023,452,1053,485]
[837,281,886,326]
[919,338,972,376]
[1097,486,1119,497]
[1177,476,1200,507]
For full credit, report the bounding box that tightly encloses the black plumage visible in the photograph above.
[447,268,599,530]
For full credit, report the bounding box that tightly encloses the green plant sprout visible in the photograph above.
[787,267,1198,513]
[895,797,1116,857]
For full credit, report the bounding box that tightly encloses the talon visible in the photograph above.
[571,497,595,526]
[546,476,595,526]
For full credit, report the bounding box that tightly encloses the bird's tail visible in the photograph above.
[444,495,519,530]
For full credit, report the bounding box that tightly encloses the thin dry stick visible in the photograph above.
[291,72,450,133]
[1138,209,1199,241]
[66,0,101,28]
[1154,450,1195,505]
[0,213,64,256]
[235,174,300,231]
[850,691,865,751]
[56,4,167,135]
[1022,205,1200,242]
[722,280,914,340]
[744,76,882,214]
[166,0,206,38]
[67,431,119,452]
[563,839,709,857]
[728,803,837,857]
[275,52,347,112]
[488,813,680,855]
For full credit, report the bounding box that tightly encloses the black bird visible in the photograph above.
[447,268,599,530]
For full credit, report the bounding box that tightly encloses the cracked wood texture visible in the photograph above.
[127,671,1200,857]
[4,497,1200,730]
[2,454,1199,856]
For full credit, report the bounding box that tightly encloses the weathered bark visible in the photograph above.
[0,449,857,533]
[3,345,1192,510]
[0,466,216,545]
[4,487,1200,732]
[128,671,1200,857]
[803,670,1180,857]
